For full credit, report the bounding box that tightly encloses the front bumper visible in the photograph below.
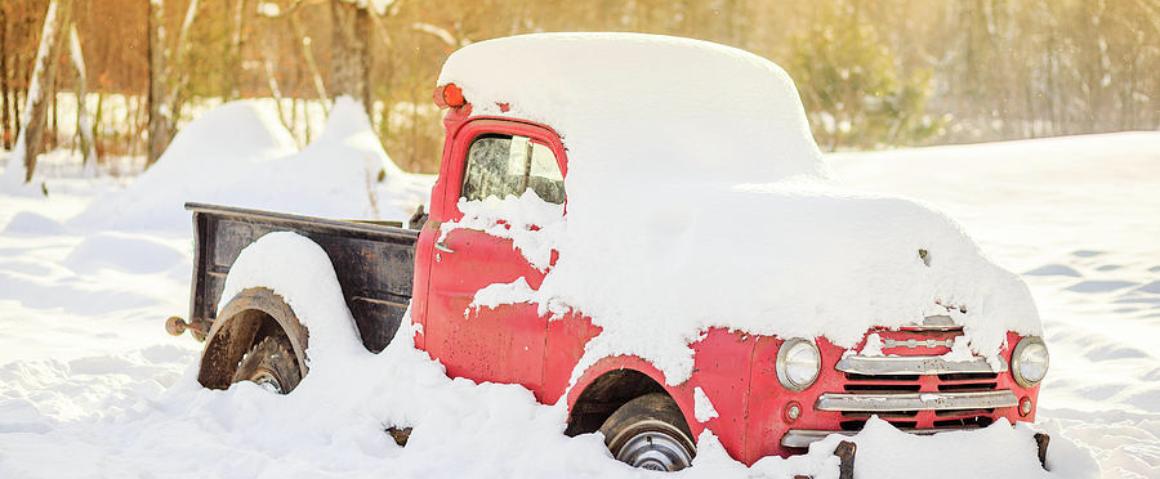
[783,390,1019,448]
[815,390,1019,413]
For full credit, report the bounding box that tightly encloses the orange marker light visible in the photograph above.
[434,83,466,109]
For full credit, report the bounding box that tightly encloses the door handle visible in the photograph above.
[435,241,455,254]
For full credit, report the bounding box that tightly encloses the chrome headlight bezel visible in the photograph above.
[1011,336,1050,388]
[776,338,821,391]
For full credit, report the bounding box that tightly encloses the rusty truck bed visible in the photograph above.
[185,202,418,353]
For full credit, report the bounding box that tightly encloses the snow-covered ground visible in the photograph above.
[0,128,1154,477]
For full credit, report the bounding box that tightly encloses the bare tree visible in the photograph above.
[331,0,371,113]
[0,5,10,150]
[147,0,200,167]
[259,0,331,114]
[225,0,250,100]
[146,0,168,166]
[6,0,73,185]
[68,23,96,173]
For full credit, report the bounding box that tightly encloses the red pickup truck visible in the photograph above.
[169,33,1050,472]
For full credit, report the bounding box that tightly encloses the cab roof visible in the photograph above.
[437,32,827,184]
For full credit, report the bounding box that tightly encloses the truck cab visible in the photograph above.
[181,33,1049,473]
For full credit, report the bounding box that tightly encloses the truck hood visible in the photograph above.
[522,179,1042,383]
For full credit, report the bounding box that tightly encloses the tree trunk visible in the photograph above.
[147,0,168,166]
[7,0,73,185]
[166,0,200,120]
[69,23,96,173]
[147,0,200,167]
[1,6,10,150]
[289,11,330,113]
[330,0,371,115]
[225,0,248,100]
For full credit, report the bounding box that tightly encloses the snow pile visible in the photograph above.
[72,98,430,232]
[71,101,298,230]
[238,97,429,223]
[441,33,1040,384]
[809,417,1099,478]
[218,231,365,366]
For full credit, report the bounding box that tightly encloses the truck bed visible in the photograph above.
[186,203,418,353]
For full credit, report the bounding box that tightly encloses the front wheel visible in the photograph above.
[232,334,303,394]
[599,393,696,471]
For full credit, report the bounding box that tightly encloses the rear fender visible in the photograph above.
[197,287,309,389]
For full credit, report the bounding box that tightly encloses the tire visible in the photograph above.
[599,393,696,471]
[232,334,303,394]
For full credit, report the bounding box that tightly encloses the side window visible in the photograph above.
[461,134,565,204]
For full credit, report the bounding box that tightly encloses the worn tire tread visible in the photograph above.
[232,334,303,393]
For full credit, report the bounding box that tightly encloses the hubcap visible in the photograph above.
[615,431,694,471]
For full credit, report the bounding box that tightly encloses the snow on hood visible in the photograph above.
[550,180,1041,383]
[441,33,1041,385]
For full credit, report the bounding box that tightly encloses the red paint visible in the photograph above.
[413,97,1043,464]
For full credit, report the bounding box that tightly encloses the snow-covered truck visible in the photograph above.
[168,34,1052,472]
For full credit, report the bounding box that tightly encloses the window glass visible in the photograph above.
[461,134,565,204]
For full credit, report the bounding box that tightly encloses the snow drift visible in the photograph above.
[72,98,430,232]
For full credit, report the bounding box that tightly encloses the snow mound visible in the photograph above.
[72,98,431,232]
[218,231,364,367]
[815,417,1099,478]
[71,100,298,231]
[63,232,185,274]
[2,211,66,236]
[215,97,426,222]
[152,100,299,168]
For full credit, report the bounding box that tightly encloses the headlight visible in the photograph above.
[1011,336,1049,387]
[777,339,821,391]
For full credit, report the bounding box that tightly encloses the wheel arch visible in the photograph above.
[564,356,700,441]
[197,287,310,390]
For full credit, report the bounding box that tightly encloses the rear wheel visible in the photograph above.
[599,393,696,471]
[232,334,302,394]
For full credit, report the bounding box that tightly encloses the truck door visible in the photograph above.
[423,120,567,397]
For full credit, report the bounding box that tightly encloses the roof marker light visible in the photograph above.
[434,83,466,109]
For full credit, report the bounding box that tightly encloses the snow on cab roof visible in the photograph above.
[438,32,827,184]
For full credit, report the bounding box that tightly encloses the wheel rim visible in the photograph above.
[615,430,694,471]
